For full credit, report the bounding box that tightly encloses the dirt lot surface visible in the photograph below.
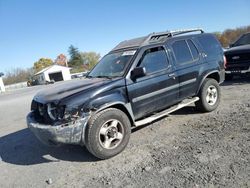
[0,78,249,188]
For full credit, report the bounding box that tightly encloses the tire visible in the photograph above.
[85,108,131,159]
[195,78,221,112]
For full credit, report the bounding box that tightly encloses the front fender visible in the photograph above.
[83,88,135,121]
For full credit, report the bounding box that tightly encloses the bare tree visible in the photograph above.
[3,68,34,85]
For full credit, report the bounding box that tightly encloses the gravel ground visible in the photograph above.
[0,78,249,188]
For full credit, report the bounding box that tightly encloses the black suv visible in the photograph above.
[27,29,225,159]
[224,32,250,80]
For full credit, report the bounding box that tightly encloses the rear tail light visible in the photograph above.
[223,55,227,69]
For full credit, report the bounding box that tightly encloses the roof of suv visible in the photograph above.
[112,28,204,52]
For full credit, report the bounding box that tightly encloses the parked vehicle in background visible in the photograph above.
[27,77,54,86]
[224,32,250,80]
[27,28,225,159]
[27,77,39,86]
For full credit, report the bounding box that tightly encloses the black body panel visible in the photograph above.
[225,40,250,74]
[27,29,225,146]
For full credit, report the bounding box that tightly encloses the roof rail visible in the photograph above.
[144,28,204,44]
[169,28,204,36]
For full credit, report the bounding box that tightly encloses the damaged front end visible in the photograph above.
[26,100,90,146]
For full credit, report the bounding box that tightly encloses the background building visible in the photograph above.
[34,65,71,84]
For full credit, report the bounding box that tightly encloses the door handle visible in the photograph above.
[201,53,207,58]
[168,73,176,79]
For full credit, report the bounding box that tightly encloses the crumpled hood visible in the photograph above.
[225,44,250,54]
[33,78,111,104]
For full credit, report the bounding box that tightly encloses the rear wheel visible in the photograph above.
[195,78,221,112]
[85,108,131,159]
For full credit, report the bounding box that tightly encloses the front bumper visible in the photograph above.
[26,112,89,146]
[225,68,250,74]
[226,62,250,74]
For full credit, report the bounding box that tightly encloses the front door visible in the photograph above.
[126,46,179,120]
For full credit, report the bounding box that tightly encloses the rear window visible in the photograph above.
[197,35,222,57]
[233,33,250,47]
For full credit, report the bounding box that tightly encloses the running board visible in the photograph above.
[134,97,199,127]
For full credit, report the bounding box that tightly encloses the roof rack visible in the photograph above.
[111,28,204,51]
[169,28,204,36]
[145,28,204,44]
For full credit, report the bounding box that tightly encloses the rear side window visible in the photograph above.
[233,33,250,46]
[197,35,222,57]
[187,40,199,60]
[139,47,169,74]
[172,40,193,64]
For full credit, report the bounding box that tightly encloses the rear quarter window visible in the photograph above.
[197,35,222,58]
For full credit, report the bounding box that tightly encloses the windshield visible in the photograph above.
[87,50,136,78]
[233,33,250,47]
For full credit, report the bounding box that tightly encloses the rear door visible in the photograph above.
[126,46,179,120]
[169,38,202,100]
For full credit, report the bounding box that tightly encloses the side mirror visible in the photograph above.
[131,67,146,80]
[0,72,4,77]
[229,43,233,48]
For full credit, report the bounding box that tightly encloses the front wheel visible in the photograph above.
[195,78,221,112]
[85,108,131,159]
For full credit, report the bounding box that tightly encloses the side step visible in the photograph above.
[134,97,199,127]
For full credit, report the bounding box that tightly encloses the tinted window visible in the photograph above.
[197,35,221,57]
[172,40,193,64]
[88,50,135,78]
[139,47,168,74]
[187,40,199,60]
[233,33,250,47]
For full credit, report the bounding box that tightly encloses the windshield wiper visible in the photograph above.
[86,75,94,78]
[96,75,113,79]
[86,75,120,79]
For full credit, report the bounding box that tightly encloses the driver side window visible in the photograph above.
[138,46,169,74]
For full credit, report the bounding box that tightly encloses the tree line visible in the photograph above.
[3,25,250,85]
[67,45,100,73]
[214,25,250,47]
[3,46,100,85]
[33,46,100,73]
[3,68,34,85]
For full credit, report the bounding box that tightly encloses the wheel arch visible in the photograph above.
[94,102,135,127]
[197,70,220,94]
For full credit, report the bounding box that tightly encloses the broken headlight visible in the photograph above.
[63,106,82,121]
[47,103,65,121]
[38,103,45,116]
[46,103,84,123]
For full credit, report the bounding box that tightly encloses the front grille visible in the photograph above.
[227,65,249,71]
[226,53,250,64]
[225,52,250,71]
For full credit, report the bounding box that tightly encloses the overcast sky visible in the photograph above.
[0,0,250,73]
